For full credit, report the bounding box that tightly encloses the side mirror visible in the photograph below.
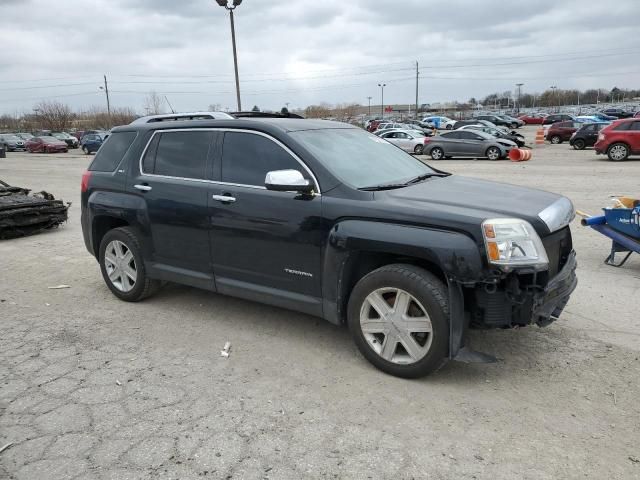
[265,169,314,193]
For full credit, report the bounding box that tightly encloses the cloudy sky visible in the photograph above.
[1,0,639,115]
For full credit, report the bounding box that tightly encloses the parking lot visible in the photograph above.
[1,125,639,479]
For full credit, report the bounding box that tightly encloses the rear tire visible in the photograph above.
[99,227,161,302]
[607,143,629,161]
[430,147,444,160]
[347,264,449,378]
[413,144,424,155]
[572,139,585,150]
[82,146,89,154]
[550,136,561,144]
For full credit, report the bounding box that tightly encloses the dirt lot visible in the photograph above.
[1,127,639,480]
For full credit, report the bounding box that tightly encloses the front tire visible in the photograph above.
[99,227,160,302]
[607,143,629,161]
[82,146,89,154]
[347,264,449,378]
[430,147,444,160]
[486,146,501,160]
[550,135,562,144]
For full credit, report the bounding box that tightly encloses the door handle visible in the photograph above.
[134,184,152,191]
[212,194,236,203]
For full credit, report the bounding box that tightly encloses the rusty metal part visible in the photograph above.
[0,179,69,239]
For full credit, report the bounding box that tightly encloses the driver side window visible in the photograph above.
[221,132,303,187]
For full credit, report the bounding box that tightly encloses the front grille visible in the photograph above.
[542,226,573,278]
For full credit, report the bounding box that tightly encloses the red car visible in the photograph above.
[546,121,580,144]
[25,136,68,153]
[518,113,547,125]
[594,118,640,161]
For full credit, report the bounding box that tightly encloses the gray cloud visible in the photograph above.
[0,0,639,114]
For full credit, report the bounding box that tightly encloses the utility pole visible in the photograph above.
[367,96,372,115]
[216,0,243,111]
[415,61,419,119]
[378,83,386,118]
[515,83,523,114]
[102,75,111,116]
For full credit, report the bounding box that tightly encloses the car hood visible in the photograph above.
[377,175,572,237]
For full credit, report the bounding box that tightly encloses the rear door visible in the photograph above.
[456,131,484,156]
[208,130,324,314]
[129,129,218,289]
[628,121,640,153]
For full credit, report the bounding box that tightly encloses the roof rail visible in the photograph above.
[130,111,234,124]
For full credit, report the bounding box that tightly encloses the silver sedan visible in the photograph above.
[378,129,428,155]
[424,129,516,160]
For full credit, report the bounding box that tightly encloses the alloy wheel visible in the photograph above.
[103,240,137,292]
[487,147,500,160]
[609,144,628,161]
[359,288,433,365]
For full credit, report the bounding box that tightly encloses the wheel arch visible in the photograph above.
[92,215,130,258]
[321,220,484,326]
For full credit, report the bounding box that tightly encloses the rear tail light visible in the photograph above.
[81,170,92,193]
[598,133,605,141]
[423,138,431,145]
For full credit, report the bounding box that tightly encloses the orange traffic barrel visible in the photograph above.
[535,128,545,145]
[509,148,532,162]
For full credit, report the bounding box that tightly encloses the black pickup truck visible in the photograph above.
[81,118,577,378]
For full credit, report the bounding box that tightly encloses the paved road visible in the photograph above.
[1,129,639,479]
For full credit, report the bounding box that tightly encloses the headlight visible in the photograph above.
[482,218,548,269]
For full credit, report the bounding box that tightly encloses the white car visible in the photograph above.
[378,129,428,154]
[422,116,456,130]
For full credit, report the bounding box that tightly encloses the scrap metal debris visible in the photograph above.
[48,285,71,290]
[0,443,13,455]
[0,179,69,240]
[220,341,232,358]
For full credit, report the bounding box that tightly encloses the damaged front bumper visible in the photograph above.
[532,250,577,326]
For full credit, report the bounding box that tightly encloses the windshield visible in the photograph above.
[41,137,62,144]
[291,128,436,189]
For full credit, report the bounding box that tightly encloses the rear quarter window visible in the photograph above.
[89,131,137,172]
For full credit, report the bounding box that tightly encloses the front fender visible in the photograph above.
[321,220,484,324]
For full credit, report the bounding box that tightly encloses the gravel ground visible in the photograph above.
[1,127,639,480]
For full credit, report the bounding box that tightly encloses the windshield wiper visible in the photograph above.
[405,173,448,185]
[359,173,447,191]
[359,183,409,191]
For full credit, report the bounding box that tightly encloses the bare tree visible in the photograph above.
[208,103,222,112]
[33,101,74,131]
[79,106,138,130]
[143,91,164,115]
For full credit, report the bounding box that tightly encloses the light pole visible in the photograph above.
[378,83,386,118]
[515,83,524,114]
[550,85,557,112]
[216,0,243,112]
[367,96,372,116]
[99,74,111,119]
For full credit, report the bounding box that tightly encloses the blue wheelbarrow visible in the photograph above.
[579,205,640,267]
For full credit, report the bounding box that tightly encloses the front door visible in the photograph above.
[208,130,324,315]
[129,129,218,289]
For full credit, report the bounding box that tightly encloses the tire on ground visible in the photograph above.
[98,227,161,302]
[347,264,450,378]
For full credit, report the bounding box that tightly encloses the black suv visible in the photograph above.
[473,115,522,129]
[569,123,606,150]
[81,119,577,378]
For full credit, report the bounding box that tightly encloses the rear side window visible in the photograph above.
[147,131,214,179]
[629,122,640,131]
[89,131,137,172]
[613,122,631,131]
[221,132,301,186]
